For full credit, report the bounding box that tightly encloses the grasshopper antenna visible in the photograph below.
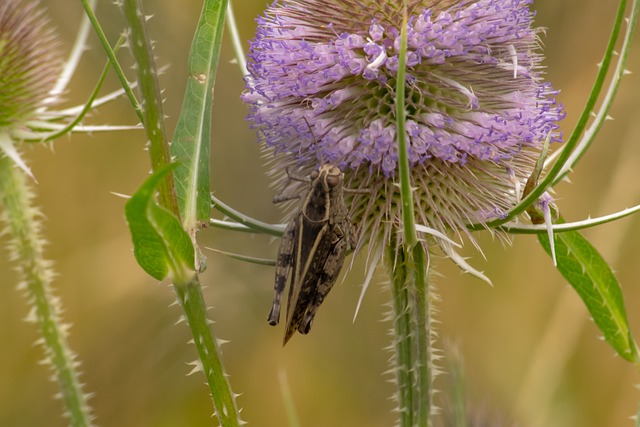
[302,116,326,166]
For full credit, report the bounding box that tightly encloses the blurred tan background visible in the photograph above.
[1,1,639,426]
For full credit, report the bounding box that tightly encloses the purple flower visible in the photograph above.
[244,0,564,254]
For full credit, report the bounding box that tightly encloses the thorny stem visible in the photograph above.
[395,5,417,248]
[121,0,179,217]
[80,0,144,124]
[390,4,433,426]
[173,276,242,427]
[0,149,93,427]
[119,1,241,425]
[388,238,433,427]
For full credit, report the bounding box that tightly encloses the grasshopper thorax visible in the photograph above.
[303,164,343,223]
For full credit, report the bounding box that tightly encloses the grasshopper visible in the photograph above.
[267,163,355,345]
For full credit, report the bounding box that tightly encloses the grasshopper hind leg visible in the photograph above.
[268,220,296,326]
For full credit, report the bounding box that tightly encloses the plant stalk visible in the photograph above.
[388,239,432,427]
[173,276,242,427]
[0,149,93,427]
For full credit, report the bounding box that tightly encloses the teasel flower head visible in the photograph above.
[243,0,564,273]
[0,0,61,133]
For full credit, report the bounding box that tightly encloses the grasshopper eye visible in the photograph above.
[326,172,341,187]
[310,170,319,180]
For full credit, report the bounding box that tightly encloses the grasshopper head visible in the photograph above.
[313,164,343,189]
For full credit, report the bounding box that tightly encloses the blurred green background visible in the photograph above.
[1,1,639,426]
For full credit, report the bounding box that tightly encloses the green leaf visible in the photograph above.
[538,224,639,363]
[125,164,195,282]
[171,0,228,231]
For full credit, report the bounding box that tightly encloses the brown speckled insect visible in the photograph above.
[267,163,354,345]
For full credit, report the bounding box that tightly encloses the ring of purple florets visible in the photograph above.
[243,0,564,177]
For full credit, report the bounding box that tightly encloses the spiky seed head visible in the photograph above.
[0,0,61,129]
[243,0,564,257]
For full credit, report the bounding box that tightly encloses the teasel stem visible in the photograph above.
[388,239,432,427]
[0,148,94,427]
[388,7,433,426]
[172,276,242,427]
[118,0,241,423]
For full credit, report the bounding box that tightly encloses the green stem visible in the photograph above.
[225,1,247,76]
[0,149,93,427]
[121,0,179,217]
[395,5,417,248]
[80,0,144,124]
[476,0,630,230]
[391,4,432,426]
[278,370,301,427]
[412,243,430,426]
[388,239,432,427]
[173,277,242,427]
[119,1,240,424]
[448,349,468,427]
[390,244,413,427]
[211,195,284,237]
